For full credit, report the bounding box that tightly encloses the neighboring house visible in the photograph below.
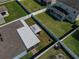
[37,0,52,5]
[0,6,9,17]
[57,0,79,11]
[48,5,68,21]
[47,1,79,23]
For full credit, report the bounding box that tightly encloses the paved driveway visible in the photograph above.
[0,21,26,59]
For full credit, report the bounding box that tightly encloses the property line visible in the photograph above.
[60,41,79,59]
[35,41,59,59]
[35,27,77,58]
[60,27,79,41]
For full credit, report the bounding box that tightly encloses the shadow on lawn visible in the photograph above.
[45,10,76,24]
[45,11,59,21]
[72,30,79,41]
[45,10,70,23]
[34,0,47,6]
[59,24,78,39]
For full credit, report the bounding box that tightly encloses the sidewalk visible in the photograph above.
[13,51,27,59]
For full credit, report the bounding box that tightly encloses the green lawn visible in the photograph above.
[63,30,79,57]
[19,0,43,12]
[26,18,53,51]
[36,12,73,38]
[1,1,27,23]
[38,44,70,59]
[76,20,79,25]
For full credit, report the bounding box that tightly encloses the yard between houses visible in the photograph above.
[0,1,27,23]
[21,18,53,59]
[26,18,53,51]
[36,12,73,38]
[38,43,70,59]
[19,0,43,12]
[63,30,79,57]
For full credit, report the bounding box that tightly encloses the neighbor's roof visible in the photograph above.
[17,25,40,49]
[0,6,8,13]
[57,0,79,11]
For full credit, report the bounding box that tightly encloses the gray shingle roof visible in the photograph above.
[57,0,79,11]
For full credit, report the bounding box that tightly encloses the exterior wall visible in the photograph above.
[54,2,79,22]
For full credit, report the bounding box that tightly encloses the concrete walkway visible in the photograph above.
[20,19,27,26]
[32,8,47,16]
[13,51,27,59]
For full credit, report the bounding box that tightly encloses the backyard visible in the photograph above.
[63,30,79,57]
[36,12,73,38]
[1,1,27,23]
[26,18,53,51]
[19,0,43,12]
[38,43,70,59]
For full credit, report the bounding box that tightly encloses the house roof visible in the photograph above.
[49,7,66,16]
[17,25,40,49]
[0,6,8,13]
[57,0,79,11]
[53,6,69,15]
[30,24,41,34]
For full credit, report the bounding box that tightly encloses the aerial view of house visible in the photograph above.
[0,0,79,59]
